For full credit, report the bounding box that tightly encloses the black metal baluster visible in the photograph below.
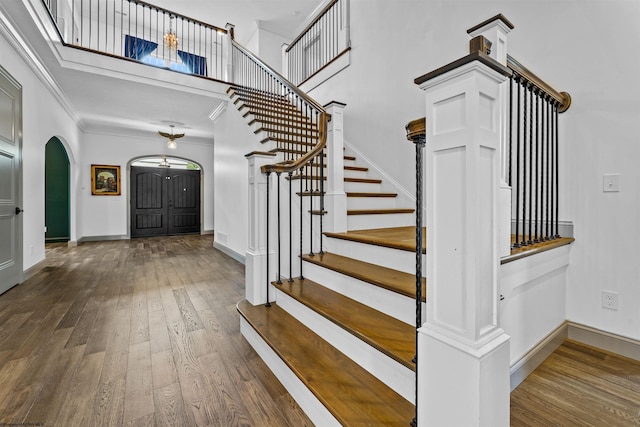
[532,90,540,243]
[514,76,521,248]
[521,80,528,246]
[319,142,325,254]
[288,171,294,282]
[508,76,513,188]
[265,171,272,307]
[527,82,534,245]
[309,159,315,257]
[554,102,560,238]
[276,172,282,285]
[299,168,304,279]
[545,97,551,240]
[409,127,425,427]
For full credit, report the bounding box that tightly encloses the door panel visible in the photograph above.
[131,166,200,237]
[131,167,167,237]
[168,170,200,235]
[0,67,22,294]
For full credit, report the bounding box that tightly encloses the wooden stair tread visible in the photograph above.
[347,208,414,215]
[324,226,426,254]
[237,300,415,426]
[302,252,426,300]
[346,192,398,198]
[298,191,397,197]
[275,277,415,370]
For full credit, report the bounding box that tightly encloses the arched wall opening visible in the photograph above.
[45,137,70,243]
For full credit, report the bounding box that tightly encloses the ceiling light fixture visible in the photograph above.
[158,157,171,168]
[158,125,184,150]
[164,16,179,51]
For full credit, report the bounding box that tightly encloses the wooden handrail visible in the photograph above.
[129,0,228,34]
[232,40,326,114]
[405,117,426,142]
[285,0,340,53]
[507,55,571,113]
[231,40,330,175]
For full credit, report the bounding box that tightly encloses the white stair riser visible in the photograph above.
[240,319,342,427]
[344,181,382,193]
[347,196,397,210]
[301,260,416,325]
[324,237,420,275]
[275,289,415,403]
[347,212,414,230]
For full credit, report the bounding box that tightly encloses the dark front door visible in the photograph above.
[131,166,200,237]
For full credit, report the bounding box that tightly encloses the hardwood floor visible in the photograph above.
[0,235,311,426]
[511,339,640,426]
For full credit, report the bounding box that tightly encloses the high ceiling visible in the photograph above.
[0,0,323,143]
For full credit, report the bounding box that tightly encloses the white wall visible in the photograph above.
[79,132,214,238]
[0,25,81,272]
[213,104,264,261]
[244,21,290,74]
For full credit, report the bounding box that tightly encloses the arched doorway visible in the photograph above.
[45,137,70,243]
[130,156,202,237]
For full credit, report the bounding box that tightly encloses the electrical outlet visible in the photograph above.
[602,290,618,310]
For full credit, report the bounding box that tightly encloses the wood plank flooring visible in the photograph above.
[511,339,640,426]
[0,235,311,426]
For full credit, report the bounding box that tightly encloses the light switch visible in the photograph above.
[603,174,620,192]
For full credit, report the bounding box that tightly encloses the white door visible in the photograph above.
[0,66,22,294]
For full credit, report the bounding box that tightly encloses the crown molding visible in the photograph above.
[0,7,80,126]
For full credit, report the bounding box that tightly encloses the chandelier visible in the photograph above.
[164,16,179,50]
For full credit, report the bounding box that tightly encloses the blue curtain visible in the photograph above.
[177,50,207,76]
[124,35,158,60]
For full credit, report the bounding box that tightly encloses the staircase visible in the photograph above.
[227,81,424,425]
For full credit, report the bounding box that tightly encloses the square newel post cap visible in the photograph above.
[225,23,235,39]
[467,14,514,65]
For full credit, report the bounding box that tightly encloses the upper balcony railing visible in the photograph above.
[284,0,350,86]
[42,0,229,80]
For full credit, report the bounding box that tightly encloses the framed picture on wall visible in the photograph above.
[91,164,121,195]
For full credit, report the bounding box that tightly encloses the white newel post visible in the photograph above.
[416,51,511,426]
[323,102,347,234]
[245,152,277,305]
[468,15,514,258]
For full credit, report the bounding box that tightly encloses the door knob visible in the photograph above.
[15,207,22,215]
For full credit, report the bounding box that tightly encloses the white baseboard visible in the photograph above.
[510,322,567,391]
[22,258,47,282]
[78,235,129,243]
[510,320,640,391]
[213,241,245,264]
[568,322,640,362]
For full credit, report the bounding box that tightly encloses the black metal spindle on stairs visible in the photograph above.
[406,117,426,427]
[507,55,571,248]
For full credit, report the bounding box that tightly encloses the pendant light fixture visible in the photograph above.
[158,125,184,150]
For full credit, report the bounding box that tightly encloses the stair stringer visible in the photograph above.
[240,318,342,427]
[275,286,415,403]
